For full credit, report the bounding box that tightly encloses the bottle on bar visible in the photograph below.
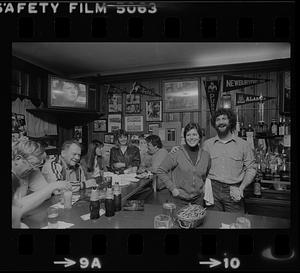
[284,117,290,136]
[280,158,290,182]
[105,187,115,217]
[264,157,272,180]
[253,163,262,198]
[90,187,100,220]
[113,182,122,212]
[270,118,278,136]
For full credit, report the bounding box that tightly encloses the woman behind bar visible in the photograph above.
[81,140,106,179]
[109,129,141,174]
[157,123,211,207]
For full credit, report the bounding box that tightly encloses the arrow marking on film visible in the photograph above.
[54,258,76,268]
[199,258,222,268]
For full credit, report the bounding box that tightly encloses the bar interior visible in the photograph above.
[11,42,291,229]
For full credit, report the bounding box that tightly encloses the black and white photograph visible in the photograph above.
[93,119,107,132]
[108,93,122,113]
[163,79,199,112]
[11,42,291,232]
[125,93,141,114]
[146,100,162,121]
[107,114,122,133]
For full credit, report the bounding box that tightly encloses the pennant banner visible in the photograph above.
[131,82,161,97]
[235,93,275,106]
[105,84,128,94]
[223,75,270,92]
[204,80,220,116]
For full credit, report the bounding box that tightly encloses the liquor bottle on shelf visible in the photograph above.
[239,122,246,138]
[236,121,241,136]
[253,162,262,198]
[264,159,272,180]
[270,118,278,136]
[246,123,255,138]
[280,158,290,182]
[278,116,285,136]
[284,117,290,136]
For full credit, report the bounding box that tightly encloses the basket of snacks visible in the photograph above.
[176,204,207,229]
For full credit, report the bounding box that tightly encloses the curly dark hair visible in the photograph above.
[211,108,237,132]
[183,122,203,139]
[145,135,163,149]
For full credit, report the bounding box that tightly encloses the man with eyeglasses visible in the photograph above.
[12,139,72,227]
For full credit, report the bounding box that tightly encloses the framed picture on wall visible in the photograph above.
[74,126,83,143]
[163,79,199,112]
[148,123,160,134]
[93,119,107,132]
[104,133,115,144]
[280,71,290,115]
[125,94,141,114]
[108,114,122,133]
[146,100,162,121]
[125,116,143,132]
[108,93,122,113]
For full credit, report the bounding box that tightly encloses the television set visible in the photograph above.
[48,75,88,109]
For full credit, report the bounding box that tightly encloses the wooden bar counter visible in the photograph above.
[22,179,289,229]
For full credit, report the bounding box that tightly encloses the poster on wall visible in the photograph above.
[74,126,83,143]
[163,80,199,112]
[125,94,141,114]
[12,113,27,136]
[93,119,107,132]
[108,114,122,133]
[125,116,143,132]
[148,123,160,134]
[108,93,122,113]
[146,100,162,121]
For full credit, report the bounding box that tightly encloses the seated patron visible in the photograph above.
[138,135,168,190]
[81,139,106,179]
[12,139,72,227]
[109,130,141,174]
[157,123,211,208]
[42,140,97,192]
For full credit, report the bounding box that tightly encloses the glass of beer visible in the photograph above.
[154,214,172,229]
[63,190,72,209]
[47,207,59,229]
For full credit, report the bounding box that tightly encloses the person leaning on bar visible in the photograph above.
[157,122,211,208]
[42,139,97,192]
[11,139,72,228]
[202,108,257,213]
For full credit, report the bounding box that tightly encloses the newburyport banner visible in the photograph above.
[223,75,270,92]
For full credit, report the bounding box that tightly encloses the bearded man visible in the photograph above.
[202,108,257,212]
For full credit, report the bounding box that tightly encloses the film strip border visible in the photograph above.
[2,1,297,271]
[0,2,294,41]
[9,230,294,270]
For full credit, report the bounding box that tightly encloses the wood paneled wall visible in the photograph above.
[91,66,288,143]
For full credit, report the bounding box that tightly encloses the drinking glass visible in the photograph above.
[154,214,172,229]
[63,190,72,209]
[47,207,59,229]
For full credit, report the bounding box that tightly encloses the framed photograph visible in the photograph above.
[125,94,141,114]
[148,123,160,134]
[12,113,26,134]
[146,100,162,121]
[74,126,83,143]
[104,134,115,144]
[108,93,122,113]
[125,116,143,132]
[93,119,107,132]
[163,79,199,112]
[280,71,290,115]
[108,114,122,133]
